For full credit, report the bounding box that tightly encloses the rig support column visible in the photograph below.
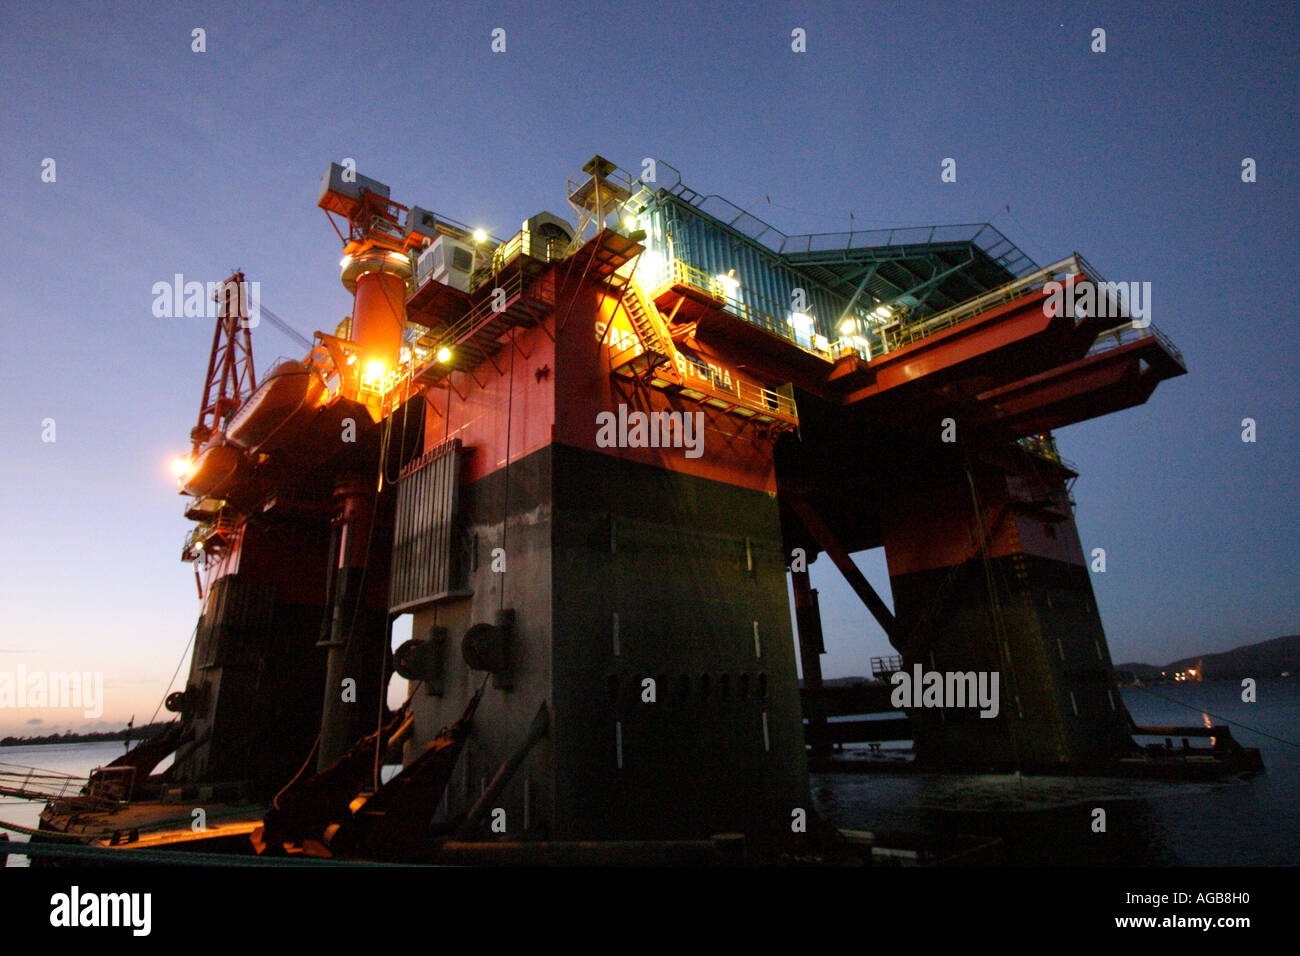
[880,443,1135,768]
[318,475,382,771]
[792,568,831,759]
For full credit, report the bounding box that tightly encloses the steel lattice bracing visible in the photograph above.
[192,271,256,449]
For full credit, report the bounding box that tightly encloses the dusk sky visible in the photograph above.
[2,1,1296,735]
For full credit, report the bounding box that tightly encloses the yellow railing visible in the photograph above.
[878,256,1083,353]
[610,335,797,422]
[738,380,797,419]
[653,259,836,361]
[877,255,1184,370]
[470,231,569,291]
[653,259,726,301]
[183,512,238,560]
[878,257,1071,356]
[406,271,553,385]
[1018,434,1077,473]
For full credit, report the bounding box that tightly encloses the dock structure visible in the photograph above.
[102,155,1204,854]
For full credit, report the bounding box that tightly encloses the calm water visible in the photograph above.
[1,740,130,867]
[812,679,1300,865]
[3,681,1297,866]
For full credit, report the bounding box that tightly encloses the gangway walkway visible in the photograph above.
[0,761,111,809]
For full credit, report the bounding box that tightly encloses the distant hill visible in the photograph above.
[1117,634,1300,681]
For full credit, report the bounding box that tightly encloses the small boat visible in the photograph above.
[179,436,247,498]
[226,359,326,454]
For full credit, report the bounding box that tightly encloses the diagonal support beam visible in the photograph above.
[836,263,880,326]
[788,496,897,642]
[873,251,975,321]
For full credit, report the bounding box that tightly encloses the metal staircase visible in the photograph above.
[606,260,799,430]
[611,271,678,378]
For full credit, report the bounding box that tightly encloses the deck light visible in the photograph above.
[472,229,488,243]
[437,347,452,363]
[638,250,666,280]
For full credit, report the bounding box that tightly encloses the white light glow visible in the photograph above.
[638,250,667,281]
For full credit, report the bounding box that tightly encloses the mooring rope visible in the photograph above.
[146,621,199,728]
[1126,684,1300,750]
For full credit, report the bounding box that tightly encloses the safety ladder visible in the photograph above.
[609,266,680,380]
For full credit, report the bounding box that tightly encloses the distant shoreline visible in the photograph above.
[809,635,1299,689]
[0,721,173,749]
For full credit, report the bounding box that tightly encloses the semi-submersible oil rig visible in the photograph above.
[34,155,1260,862]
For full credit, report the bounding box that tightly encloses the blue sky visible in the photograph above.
[1,1,1296,733]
